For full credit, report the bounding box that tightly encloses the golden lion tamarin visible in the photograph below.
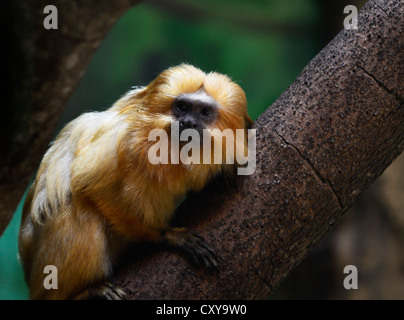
[18,64,253,300]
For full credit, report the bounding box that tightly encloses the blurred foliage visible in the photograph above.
[0,190,29,299]
[58,0,320,126]
[1,0,325,299]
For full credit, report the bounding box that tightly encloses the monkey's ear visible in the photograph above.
[126,86,147,99]
[245,115,253,129]
[111,86,147,111]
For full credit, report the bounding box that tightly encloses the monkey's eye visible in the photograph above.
[176,104,188,112]
[201,108,213,117]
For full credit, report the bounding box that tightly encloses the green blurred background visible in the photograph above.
[0,0,364,299]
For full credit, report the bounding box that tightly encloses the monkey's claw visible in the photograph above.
[164,227,220,271]
[180,232,220,271]
[85,282,126,300]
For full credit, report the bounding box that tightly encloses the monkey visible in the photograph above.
[18,64,253,300]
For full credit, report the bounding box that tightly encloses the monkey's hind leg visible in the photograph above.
[26,207,125,300]
[162,227,219,271]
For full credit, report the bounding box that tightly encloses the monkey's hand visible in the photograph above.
[162,227,219,271]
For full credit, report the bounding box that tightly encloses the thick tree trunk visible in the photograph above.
[112,0,404,299]
[0,0,142,236]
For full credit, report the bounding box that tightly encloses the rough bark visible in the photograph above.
[275,152,404,299]
[113,0,404,299]
[0,0,142,236]
[332,154,404,299]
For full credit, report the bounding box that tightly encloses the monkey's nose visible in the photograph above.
[179,119,198,130]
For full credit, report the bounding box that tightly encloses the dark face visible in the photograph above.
[172,90,218,136]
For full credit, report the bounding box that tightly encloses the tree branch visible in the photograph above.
[112,0,404,299]
[0,0,142,236]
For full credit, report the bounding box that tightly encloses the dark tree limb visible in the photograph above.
[0,0,142,236]
[112,0,404,299]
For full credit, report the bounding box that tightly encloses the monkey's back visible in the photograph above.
[18,110,127,299]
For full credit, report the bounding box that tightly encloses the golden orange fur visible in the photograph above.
[19,64,252,299]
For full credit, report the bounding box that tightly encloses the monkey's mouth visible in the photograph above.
[175,131,203,147]
[179,127,204,138]
[169,127,204,145]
